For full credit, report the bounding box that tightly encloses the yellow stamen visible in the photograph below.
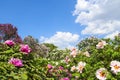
[100,71,106,77]
[114,65,120,70]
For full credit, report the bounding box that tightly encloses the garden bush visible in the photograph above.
[1,35,120,80]
[0,40,48,80]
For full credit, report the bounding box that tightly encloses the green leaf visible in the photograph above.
[21,73,28,80]
[72,73,80,77]
[46,78,55,80]
[13,76,19,79]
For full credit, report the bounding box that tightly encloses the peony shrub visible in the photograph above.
[0,40,48,80]
[1,35,120,79]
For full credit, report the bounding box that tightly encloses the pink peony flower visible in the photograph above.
[4,40,15,46]
[47,64,53,69]
[110,60,120,74]
[20,44,31,54]
[8,58,23,67]
[60,77,70,80]
[96,68,107,80]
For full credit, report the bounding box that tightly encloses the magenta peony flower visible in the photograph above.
[4,40,15,46]
[8,58,23,67]
[47,64,53,69]
[20,44,31,54]
[60,77,70,80]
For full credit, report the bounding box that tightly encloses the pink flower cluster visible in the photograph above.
[4,40,32,68]
[4,40,15,46]
[8,58,23,67]
[20,44,31,54]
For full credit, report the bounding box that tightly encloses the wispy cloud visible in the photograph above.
[73,0,120,38]
[40,32,79,49]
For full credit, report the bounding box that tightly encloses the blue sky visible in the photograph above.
[1,0,120,49]
[0,0,82,38]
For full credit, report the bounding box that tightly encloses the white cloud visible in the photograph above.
[40,32,79,49]
[104,31,119,39]
[73,0,120,38]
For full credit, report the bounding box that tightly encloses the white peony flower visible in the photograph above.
[83,51,90,57]
[96,68,107,80]
[110,60,120,74]
[96,40,107,49]
[71,66,76,72]
[76,61,86,73]
[70,48,77,57]
[64,56,70,64]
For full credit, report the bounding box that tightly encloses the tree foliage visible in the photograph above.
[43,43,57,52]
[77,36,100,52]
[23,35,49,58]
[0,24,22,43]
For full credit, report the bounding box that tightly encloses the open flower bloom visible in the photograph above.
[110,60,120,74]
[76,61,86,73]
[4,40,15,46]
[96,68,107,80]
[70,48,77,57]
[20,44,31,54]
[64,56,70,64]
[83,51,90,57]
[47,64,53,69]
[8,58,23,67]
[71,66,76,72]
[96,41,107,49]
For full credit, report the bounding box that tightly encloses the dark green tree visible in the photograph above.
[77,36,100,53]
[43,43,57,52]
